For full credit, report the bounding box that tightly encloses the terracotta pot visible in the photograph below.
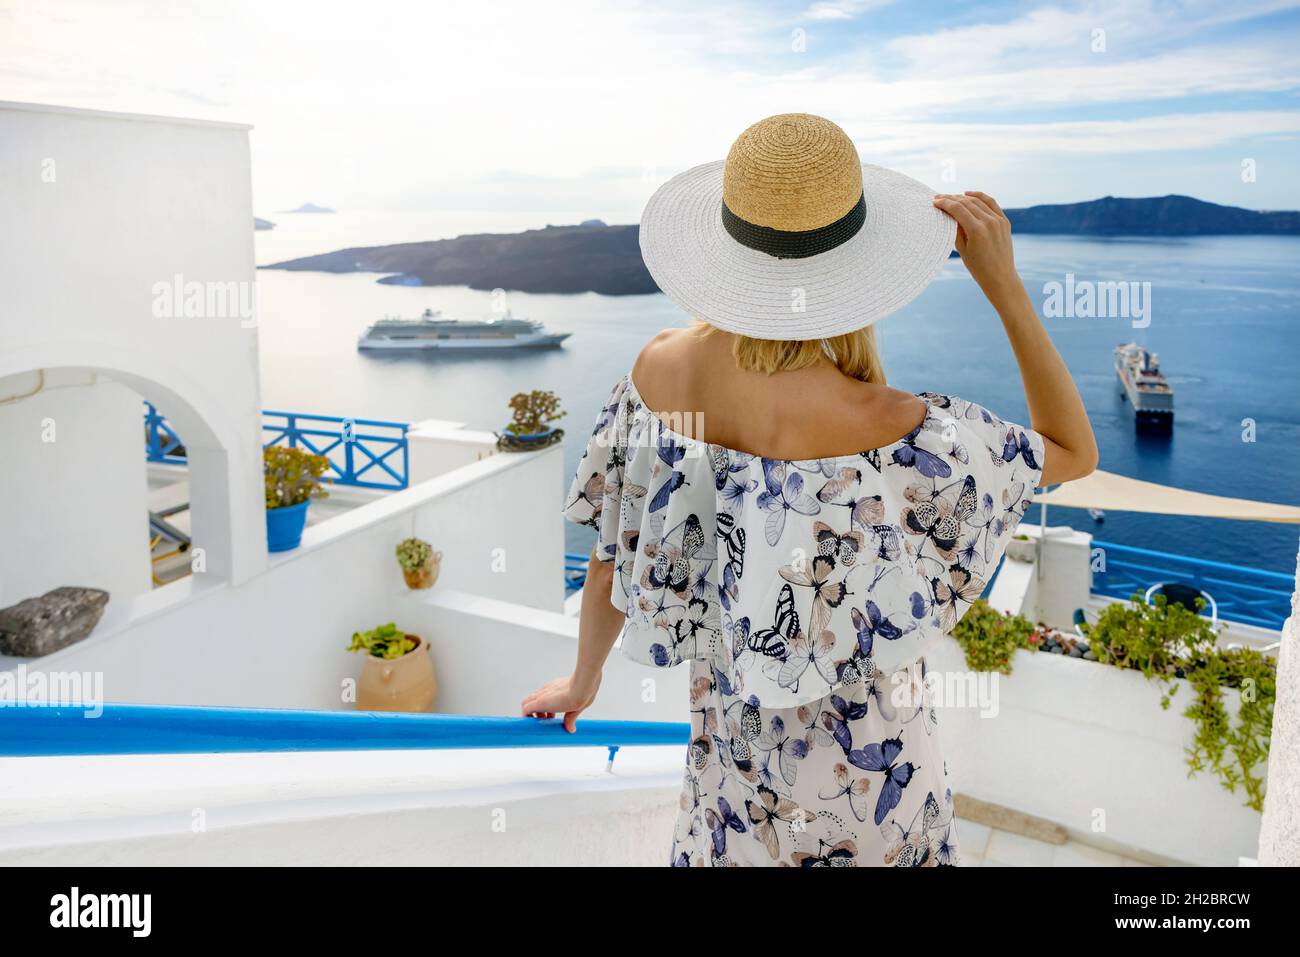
[356,634,437,713]
[401,551,442,590]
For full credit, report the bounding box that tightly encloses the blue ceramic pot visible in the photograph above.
[501,426,557,446]
[266,499,310,552]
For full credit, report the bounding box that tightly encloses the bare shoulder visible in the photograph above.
[841,380,929,444]
[630,327,707,401]
[633,327,692,369]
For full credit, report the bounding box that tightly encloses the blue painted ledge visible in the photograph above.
[0,703,690,757]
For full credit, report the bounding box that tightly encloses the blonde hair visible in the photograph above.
[692,320,886,384]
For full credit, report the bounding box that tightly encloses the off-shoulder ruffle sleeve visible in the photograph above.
[563,376,1046,710]
[562,375,632,563]
[562,374,724,669]
[917,392,1045,564]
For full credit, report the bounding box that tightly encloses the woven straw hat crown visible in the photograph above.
[722,113,863,232]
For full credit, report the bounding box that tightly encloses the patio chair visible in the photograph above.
[148,508,191,586]
[1144,582,1218,627]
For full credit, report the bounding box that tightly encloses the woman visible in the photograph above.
[522,114,1096,866]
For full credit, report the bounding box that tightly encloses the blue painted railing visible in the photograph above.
[144,402,186,464]
[145,403,410,490]
[565,551,590,591]
[262,410,409,490]
[0,703,690,757]
[1091,539,1294,631]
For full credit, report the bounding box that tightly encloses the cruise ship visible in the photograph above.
[357,310,570,350]
[1115,342,1174,430]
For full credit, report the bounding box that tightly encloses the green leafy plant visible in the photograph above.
[264,446,330,509]
[347,622,415,660]
[951,600,1038,674]
[395,537,433,572]
[504,389,565,436]
[1083,592,1217,677]
[1084,595,1275,811]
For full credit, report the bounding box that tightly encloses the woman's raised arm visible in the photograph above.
[933,190,1098,486]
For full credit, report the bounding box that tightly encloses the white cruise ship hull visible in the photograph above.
[358,332,570,351]
[1115,347,1174,431]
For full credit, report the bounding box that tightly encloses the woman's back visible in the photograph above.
[632,327,928,461]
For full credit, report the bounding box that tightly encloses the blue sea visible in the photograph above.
[254,221,1300,576]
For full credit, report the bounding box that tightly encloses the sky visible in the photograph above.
[3,0,1299,223]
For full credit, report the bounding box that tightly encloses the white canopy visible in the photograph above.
[1034,469,1300,524]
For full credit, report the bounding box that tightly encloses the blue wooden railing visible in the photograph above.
[1091,539,1294,631]
[262,410,409,490]
[143,402,186,464]
[0,703,690,757]
[565,551,590,591]
[145,403,410,490]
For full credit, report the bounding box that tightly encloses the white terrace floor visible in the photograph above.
[957,819,1152,867]
[0,747,1163,867]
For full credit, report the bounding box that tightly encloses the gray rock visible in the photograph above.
[0,587,109,657]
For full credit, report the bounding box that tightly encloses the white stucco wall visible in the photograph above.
[0,371,150,607]
[401,587,687,723]
[929,637,1262,866]
[407,420,500,481]
[1257,540,1299,866]
[13,446,570,710]
[0,101,265,587]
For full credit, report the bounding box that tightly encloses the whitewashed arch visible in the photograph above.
[0,352,267,586]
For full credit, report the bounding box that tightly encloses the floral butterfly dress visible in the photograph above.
[563,374,1045,866]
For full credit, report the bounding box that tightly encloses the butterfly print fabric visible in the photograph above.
[563,374,1045,866]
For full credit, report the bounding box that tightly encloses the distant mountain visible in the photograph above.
[254,217,276,231]
[260,196,1299,296]
[263,222,656,295]
[1005,194,1300,236]
[282,203,335,214]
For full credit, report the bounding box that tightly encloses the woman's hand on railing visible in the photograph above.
[521,672,601,734]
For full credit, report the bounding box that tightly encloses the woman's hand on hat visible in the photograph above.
[932,191,1021,301]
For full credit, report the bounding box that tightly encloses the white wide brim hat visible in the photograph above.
[640,115,956,341]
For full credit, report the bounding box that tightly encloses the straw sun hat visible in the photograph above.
[639,113,956,341]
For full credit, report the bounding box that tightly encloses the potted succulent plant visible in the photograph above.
[264,446,330,552]
[347,622,437,713]
[396,537,441,589]
[497,389,565,451]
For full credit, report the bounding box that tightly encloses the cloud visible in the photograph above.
[858,111,1300,164]
[800,0,895,22]
[3,0,1299,211]
[885,0,1300,71]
